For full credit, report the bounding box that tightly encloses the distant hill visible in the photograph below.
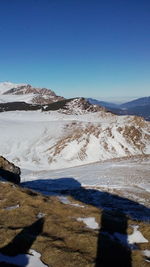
[120,96,150,109]
[121,104,150,121]
[87,98,119,109]
[88,97,150,121]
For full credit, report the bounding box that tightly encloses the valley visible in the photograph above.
[0,82,150,266]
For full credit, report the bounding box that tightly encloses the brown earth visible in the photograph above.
[0,182,149,267]
[0,156,20,184]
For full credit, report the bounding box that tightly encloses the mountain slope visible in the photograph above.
[88,97,150,121]
[0,82,64,105]
[1,178,149,267]
[0,108,149,170]
[121,104,150,121]
[0,82,149,170]
[0,97,104,114]
[121,96,150,108]
[0,82,26,94]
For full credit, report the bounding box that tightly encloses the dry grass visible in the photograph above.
[0,182,149,267]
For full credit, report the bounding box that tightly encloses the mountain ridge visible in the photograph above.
[0,82,64,105]
[0,97,106,114]
[88,97,150,121]
[0,82,149,120]
[120,96,150,108]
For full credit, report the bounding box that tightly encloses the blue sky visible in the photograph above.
[0,0,150,102]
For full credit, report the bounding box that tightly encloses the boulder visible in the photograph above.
[0,156,21,184]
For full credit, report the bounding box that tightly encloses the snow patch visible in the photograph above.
[58,196,84,208]
[77,217,99,229]
[143,250,150,262]
[37,212,46,219]
[0,249,47,267]
[143,250,150,257]
[114,225,148,246]
[4,204,20,210]
[128,225,148,244]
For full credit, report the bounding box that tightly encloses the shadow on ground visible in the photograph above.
[22,177,150,267]
[21,177,150,267]
[0,218,44,267]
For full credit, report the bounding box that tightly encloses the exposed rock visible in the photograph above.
[0,83,64,105]
[58,97,106,115]
[3,84,56,96]
[0,156,20,184]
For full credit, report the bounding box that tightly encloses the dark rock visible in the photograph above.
[0,156,21,184]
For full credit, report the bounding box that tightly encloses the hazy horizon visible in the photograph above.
[0,79,149,104]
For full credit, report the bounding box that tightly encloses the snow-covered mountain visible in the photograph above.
[0,107,149,170]
[1,83,149,267]
[0,81,149,171]
[0,82,27,94]
[0,82,64,104]
[0,96,105,114]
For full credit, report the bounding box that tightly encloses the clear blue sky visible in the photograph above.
[0,0,150,102]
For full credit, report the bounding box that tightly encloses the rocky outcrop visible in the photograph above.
[0,156,21,184]
[1,83,65,105]
[57,97,106,115]
[3,84,56,96]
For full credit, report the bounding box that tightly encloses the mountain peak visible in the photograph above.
[61,97,106,115]
[0,82,64,105]
[0,81,26,94]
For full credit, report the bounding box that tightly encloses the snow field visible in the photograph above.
[0,110,149,171]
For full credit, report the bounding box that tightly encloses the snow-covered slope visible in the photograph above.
[0,82,26,94]
[0,109,150,170]
[21,156,150,208]
[0,82,64,104]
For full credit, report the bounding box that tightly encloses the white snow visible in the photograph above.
[0,108,149,219]
[0,93,36,104]
[0,82,58,104]
[58,196,85,207]
[77,217,99,229]
[0,110,149,171]
[58,196,72,205]
[143,250,150,258]
[4,204,20,210]
[37,212,46,219]
[128,226,148,244]
[0,101,149,263]
[0,82,26,94]
[114,225,148,246]
[0,249,47,267]
[21,157,150,209]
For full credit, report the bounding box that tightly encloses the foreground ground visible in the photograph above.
[0,169,150,266]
